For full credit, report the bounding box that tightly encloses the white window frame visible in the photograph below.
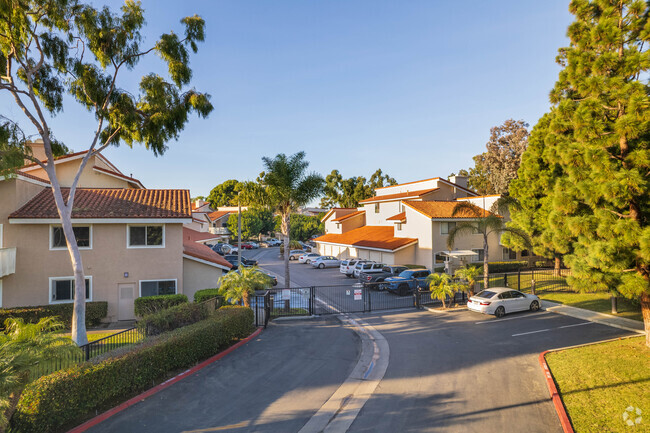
[433,251,448,265]
[440,221,456,235]
[138,279,178,297]
[472,248,484,262]
[49,276,92,304]
[49,224,93,251]
[374,203,380,213]
[396,223,402,231]
[127,224,166,249]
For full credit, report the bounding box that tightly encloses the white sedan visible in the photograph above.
[467,287,541,318]
[298,253,321,264]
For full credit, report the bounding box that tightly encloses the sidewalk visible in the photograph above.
[541,300,645,334]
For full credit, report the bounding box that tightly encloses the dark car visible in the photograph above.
[360,265,409,288]
[224,255,258,267]
[384,269,431,296]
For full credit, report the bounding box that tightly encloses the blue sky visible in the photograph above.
[2,1,574,199]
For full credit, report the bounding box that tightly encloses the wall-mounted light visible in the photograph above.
[124,272,129,278]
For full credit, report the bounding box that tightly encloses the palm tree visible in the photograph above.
[217,266,273,307]
[261,152,324,289]
[447,197,530,290]
[0,317,80,431]
[425,273,457,308]
[454,265,481,297]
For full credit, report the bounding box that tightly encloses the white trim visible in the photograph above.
[127,224,166,249]
[49,275,92,304]
[49,224,93,251]
[0,174,51,187]
[138,278,178,297]
[95,153,122,174]
[10,218,191,224]
[21,152,88,172]
[183,254,230,271]
[314,239,417,253]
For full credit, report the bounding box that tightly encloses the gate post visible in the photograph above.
[310,286,314,316]
[531,279,536,296]
[84,344,90,362]
[518,269,521,291]
[415,289,421,309]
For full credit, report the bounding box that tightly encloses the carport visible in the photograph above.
[438,250,478,274]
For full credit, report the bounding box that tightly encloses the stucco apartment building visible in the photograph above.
[0,142,231,322]
[315,176,521,271]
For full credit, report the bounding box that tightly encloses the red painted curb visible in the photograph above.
[539,350,574,433]
[68,327,264,433]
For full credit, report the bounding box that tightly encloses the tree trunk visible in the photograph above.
[554,256,561,277]
[483,235,489,290]
[242,290,250,308]
[641,292,650,348]
[282,212,290,289]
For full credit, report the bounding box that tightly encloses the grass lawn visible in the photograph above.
[538,291,643,322]
[546,337,650,432]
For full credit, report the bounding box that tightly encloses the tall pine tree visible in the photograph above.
[526,0,650,345]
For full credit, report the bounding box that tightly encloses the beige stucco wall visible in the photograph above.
[25,155,133,188]
[1,222,184,322]
[182,258,224,302]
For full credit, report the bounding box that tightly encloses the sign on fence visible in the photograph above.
[354,289,362,300]
[282,289,291,300]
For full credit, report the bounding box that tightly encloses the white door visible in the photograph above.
[118,284,135,321]
[510,291,529,311]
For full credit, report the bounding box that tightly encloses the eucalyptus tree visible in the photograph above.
[447,198,530,289]
[0,0,213,345]
[261,152,323,288]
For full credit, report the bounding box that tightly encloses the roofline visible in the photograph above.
[20,150,88,171]
[332,210,365,222]
[92,166,144,188]
[374,177,441,190]
[0,173,51,187]
[457,194,501,200]
[358,188,439,204]
[9,218,191,224]
[313,239,418,253]
[436,178,478,196]
[402,201,491,220]
[183,253,231,271]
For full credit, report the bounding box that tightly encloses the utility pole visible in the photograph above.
[238,192,242,269]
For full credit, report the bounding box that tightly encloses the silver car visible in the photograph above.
[352,261,377,278]
[289,249,305,260]
[311,256,341,269]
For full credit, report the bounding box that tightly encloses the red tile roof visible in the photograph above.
[313,226,417,251]
[386,212,406,221]
[183,241,232,269]
[358,188,439,204]
[9,188,191,219]
[16,171,51,184]
[92,166,144,188]
[404,201,495,219]
[332,210,365,222]
[206,210,231,222]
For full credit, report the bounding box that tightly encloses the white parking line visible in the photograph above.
[512,328,551,337]
[474,311,549,324]
[558,322,595,329]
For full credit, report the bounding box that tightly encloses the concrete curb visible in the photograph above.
[423,305,468,313]
[542,301,645,335]
[539,350,574,433]
[67,327,264,433]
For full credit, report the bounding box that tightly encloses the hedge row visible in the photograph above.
[137,302,210,336]
[193,288,224,305]
[11,306,255,433]
[0,302,107,330]
[133,294,187,317]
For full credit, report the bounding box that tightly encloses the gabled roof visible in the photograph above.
[358,188,439,204]
[9,188,191,220]
[183,229,232,270]
[374,176,478,196]
[20,150,88,170]
[313,226,417,251]
[386,212,406,222]
[332,210,365,222]
[320,207,358,223]
[404,201,495,219]
[183,227,223,243]
[206,210,231,222]
[92,166,144,189]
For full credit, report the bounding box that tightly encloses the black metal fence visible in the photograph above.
[480,268,572,293]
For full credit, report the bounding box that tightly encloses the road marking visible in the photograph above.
[558,322,596,329]
[475,311,549,324]
[182,421,250,432]
[512,328,551,337]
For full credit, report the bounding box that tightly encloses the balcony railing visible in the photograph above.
[0,247,16,277]
[209,227,231,235]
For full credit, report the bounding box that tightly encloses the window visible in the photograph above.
[440,222,456,235]
[396,223,402,231]
[128,225,164,247]
[51,225,91,249]
[510,291,525,298]
[502,247,517,260]
[472,248,484,262]
[50,276,91,303]
[521,249,530,257]
[140,280,177,297]
[336,223,341,229]
[434,253,447,264]
[498,291,512,300]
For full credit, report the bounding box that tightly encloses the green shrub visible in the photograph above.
[0,302,107,330]
[193,288,224,305]
[133,294,187,317]
[11,307,255,433]
[138,302,210,336]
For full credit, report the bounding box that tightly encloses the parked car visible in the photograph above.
[266,238,281,247]
[311,256,341,269]
[248,241,259,249]
[384,269,431,296]
[340,259,367,278]
[352,260,376,278]
[360,265,408,287]
[354,262,386,280]
[224,255,258,267]
[468,288,540,318]
[289,249,305,260]
[211,243,237,255]
[259,241,270,248]
[299,253,321,264]
[240,242,253,250]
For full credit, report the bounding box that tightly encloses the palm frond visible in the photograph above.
[447,221,479,250]
[451,201,483,218]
